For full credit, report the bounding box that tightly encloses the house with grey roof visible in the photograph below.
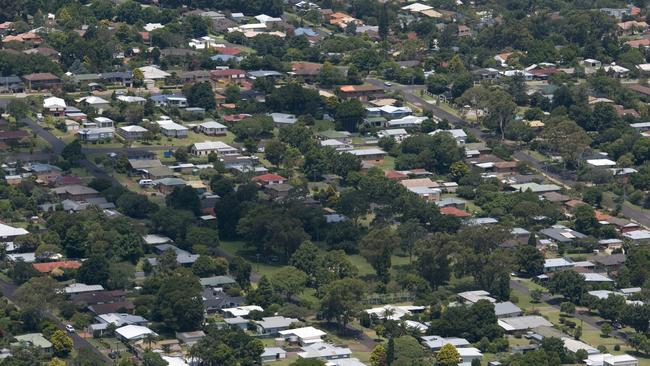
[199,275,237,287]
[494,301,523,318]
[269,113,297,127]
[540,225,587,243]
[256,316,299,335]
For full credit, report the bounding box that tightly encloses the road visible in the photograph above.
[373,78,650,229]
[0,277,111,362]
[510,279,628,340]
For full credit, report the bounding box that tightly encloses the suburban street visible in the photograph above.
[0,277,111,362]
[371,78,650,229]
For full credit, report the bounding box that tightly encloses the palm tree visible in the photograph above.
[143,333,159,350]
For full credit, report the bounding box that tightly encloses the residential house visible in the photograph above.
[623,229,650,244]
[150,94,188,108]
[176,330,205,346]
[191,141,238,156]
[211,68,246,82]
[457,347,483,365]
[248,70,284,79]
[153,178,187,194]
[22,73,61,91]
[197,121,227,135]
[28,163,62,182]
[77,127,114,141]
[11,334,52,354]
[43,96,66,117]
[179,71,211,84]
[365,305,426,320]
[252,173,286,186]
[202,287,244,313]
[494,301,523,318]
[157,118,189,137]
[222,305,264,318]
[77,96,110,110]
[256,316,299,335]
[387,115,428,128]
[138,66,171,81]
[33,261,81,273]
[117,95,147,105]
[65,283,105,295]
[149,244,198,266]
[265,183,293,199]
[102,71,133,86]
[347,148,387,162]
[51,185,99,200]
[279,327,327,346]
[540,225,587,244]
[117,125,148,140]
[543,257,575,273]
[378,128,409,141]
[298,342,352,361]
[0,76,23,93]
[269,113,297,127]
[262,347,288,363]
[90,117,114,129]
[430,129,467,145]
[115,325,157,342]
[421,336,470,351]
[337,85,384,101]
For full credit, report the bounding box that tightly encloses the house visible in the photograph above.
[51,185,99,200]
[378,128,409,141]
[494,301,523,318]
[179,70,211,84]
[365,304,425,320]
[623,229,650,243]
[191,141,238,156]
[28,163,62,182]
[430,129,467,145]
[256,316,299,335]
[457,290,496,304]
[248,70,284,79]
[77,96,110,110]
[298,342,352,360]
[22,73,61,91]
[148,243,197,265]
[325,359,367,366]
[150,94,188,108]
[0,75,23,93]
[33,260,81,273]
[262,347,287,363]
[157,119,189,137]
[118,125,148,140]
[43,96,66,117]
[562,337,599,355]
[153,178,187,194]
[265,183,293,199]
[455,347,482,365]
[115,325,157,342]
[280,327,327,346]
[510,182,561,194]
[421,336,470,351]
[269,113,297,127]
[582,59,602,68]
[199,275,237,288]
[12,334,52,354]
[77,127,114,142]
[102,71,133,86]
[117,95,147,105]
[197,121,227,135]
[347,148,387,162]
[338,85,384,101]
[211,68,246,82]
[176,331,205,346]
[591,254,626,270]
[387,115,428,128]
[585,354,638,366]
[202,287,244,313]
[543,257,575,273]
[138,66,171,80]
[252,173,286,186]
[222,305,264,318]
[65,283,105,294]
[497,315,553,332]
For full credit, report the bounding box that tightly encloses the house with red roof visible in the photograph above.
[33,260,81,273]
[385,171,408,181]
[252,173,286,186]
[223,114,252,123]
[440,206,471,218]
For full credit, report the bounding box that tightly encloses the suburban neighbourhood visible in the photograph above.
[4,0,650,365]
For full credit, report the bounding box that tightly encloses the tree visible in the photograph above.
[247,275,279,307]
[151,208,195,241]
[319,278,365,328]
[542,119,591,166]
[515,245,544,275]
[271,266,308,301]
[192,256,224,277]
[185,226,219,252]
[317,62,345,87]
[370,344,387,366]
[184,82,216,110]
[77,255,110,287]
[61,140,84,164]
[166,186,201,215]
[560,302,576,315]
[436,344,460,366]
[598,293,626,322]
[621,304,650,332]
[601,323,612,337]
[530,289,543,303]
[142,350,167,366]
[415,234,453,290]
[483,89,517,140]
[386,337,395,365]
[378,4,389,39]
[190,326,263,365]
[50,330,73,357]
[359,227,397,283]
[548,268,586,302]
[154,269,204,331]
[336,99,366,132]
[230,256,252,289]
[265,140,287,166]
[290,360,325,366]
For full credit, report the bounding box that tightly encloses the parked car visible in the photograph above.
[65,324,75,333]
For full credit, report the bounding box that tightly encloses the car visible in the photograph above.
[384,82,392,87]
[139,179,154,187]
[65,324,75,333]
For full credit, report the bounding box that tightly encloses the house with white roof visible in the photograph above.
[623,229,650,243]
[255,14,282,24]
[43,96,66,117]
[116,95,147,105]
[138,66,171,80]
[585,354,638,366]
[115,324,157,342]
[587,159,617,167]
[65,283,105,294]
[0,223,28,240]
[157,119,188,138]
[430,129,467,145]
[144,23,164,32]
[222,305,263,318]
[457,347,483,366]
[269,113,297,127]
[279,327,327,345]
[197,121,227,136]
[543,257,575,273]
[325,359,367,366]
[386,115,428,128]
[457,290,496,304]
[378,128,409,141]
[582,273,614,283]
[562,337,599,355]
[191,141,238,157]
[76,96,110,110]
[298,342,352,360]
[118,125,148,140]
[365,304,425,320]
[421,335,470,350]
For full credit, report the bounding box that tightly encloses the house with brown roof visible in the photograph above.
[22,73,61,91]
[338,85,384,101]
[211,69,246,82]
[33,260,81,273]
[289,62,323,83]
[441,206,471,217]
[252,173,286,186]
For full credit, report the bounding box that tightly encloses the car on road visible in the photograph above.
[139,179,154,187]
[65,324,75,333]
[384,82,392,87]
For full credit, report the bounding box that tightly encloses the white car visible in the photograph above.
[65,324,75,333]
[384,81,393,87]
[139,179,154,187]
